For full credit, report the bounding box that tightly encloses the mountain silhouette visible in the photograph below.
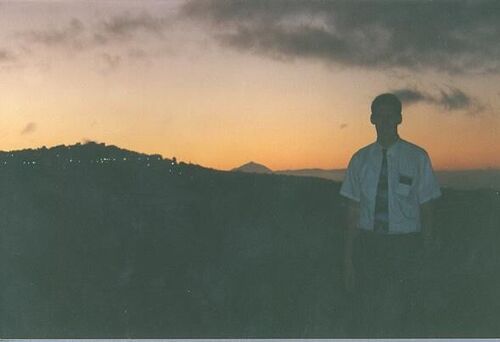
[1,142,499,338]
[232,161,273,174]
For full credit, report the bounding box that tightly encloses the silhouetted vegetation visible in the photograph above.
[0,143,499,338]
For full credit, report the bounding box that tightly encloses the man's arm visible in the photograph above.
[344,199,360,292]
[421,200,434,238]
[418,151,440,234]
[421,200,439,255]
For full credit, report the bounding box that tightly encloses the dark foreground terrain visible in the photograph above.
[0,143,499,338]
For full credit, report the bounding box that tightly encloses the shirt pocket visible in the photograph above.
[395,183,411,196]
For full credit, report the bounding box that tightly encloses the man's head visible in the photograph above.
[370,93,402,124]
[370,93,402,142]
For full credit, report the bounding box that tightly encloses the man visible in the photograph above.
[340,93,441,336]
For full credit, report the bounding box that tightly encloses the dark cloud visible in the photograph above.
[439,88,472,111]
[392,89,427,105]
[181,0,500,74]
[12,12,176,72]
[392,87,484,114]
[100,11,171,40]
[21,122,37,135]
[340,123,348,129]
[19,12,172,52]
[23,19,85,48]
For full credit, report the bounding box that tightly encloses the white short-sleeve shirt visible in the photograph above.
[340,139,441,234]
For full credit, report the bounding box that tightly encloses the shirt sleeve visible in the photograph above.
[340,153,361,202]
[418,152,441,204]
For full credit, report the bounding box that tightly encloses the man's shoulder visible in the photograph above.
[398,139,429,158]
[352,142,378,159]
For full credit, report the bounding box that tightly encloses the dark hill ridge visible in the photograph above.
[0,142,210,177]
[0,142,168,168]
[0,143,499,338]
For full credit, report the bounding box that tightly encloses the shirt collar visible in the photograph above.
[375,137,401,156]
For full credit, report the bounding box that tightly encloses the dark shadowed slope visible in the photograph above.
[1,143,499,338]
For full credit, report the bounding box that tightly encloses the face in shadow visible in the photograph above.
[370,104,402,140]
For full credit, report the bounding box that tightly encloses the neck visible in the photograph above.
[377,134,399,149]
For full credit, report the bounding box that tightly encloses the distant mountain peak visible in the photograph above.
[232,161,273,174]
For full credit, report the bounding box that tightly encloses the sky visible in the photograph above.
[1,0,500,171]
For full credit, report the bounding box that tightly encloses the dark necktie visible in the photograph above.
[374,149,389,233]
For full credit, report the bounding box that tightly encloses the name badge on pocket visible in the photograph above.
[399,174,413,186]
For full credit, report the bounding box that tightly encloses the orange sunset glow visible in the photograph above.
[1,1,499,172]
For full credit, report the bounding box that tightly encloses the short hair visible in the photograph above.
[371,93,402,114]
